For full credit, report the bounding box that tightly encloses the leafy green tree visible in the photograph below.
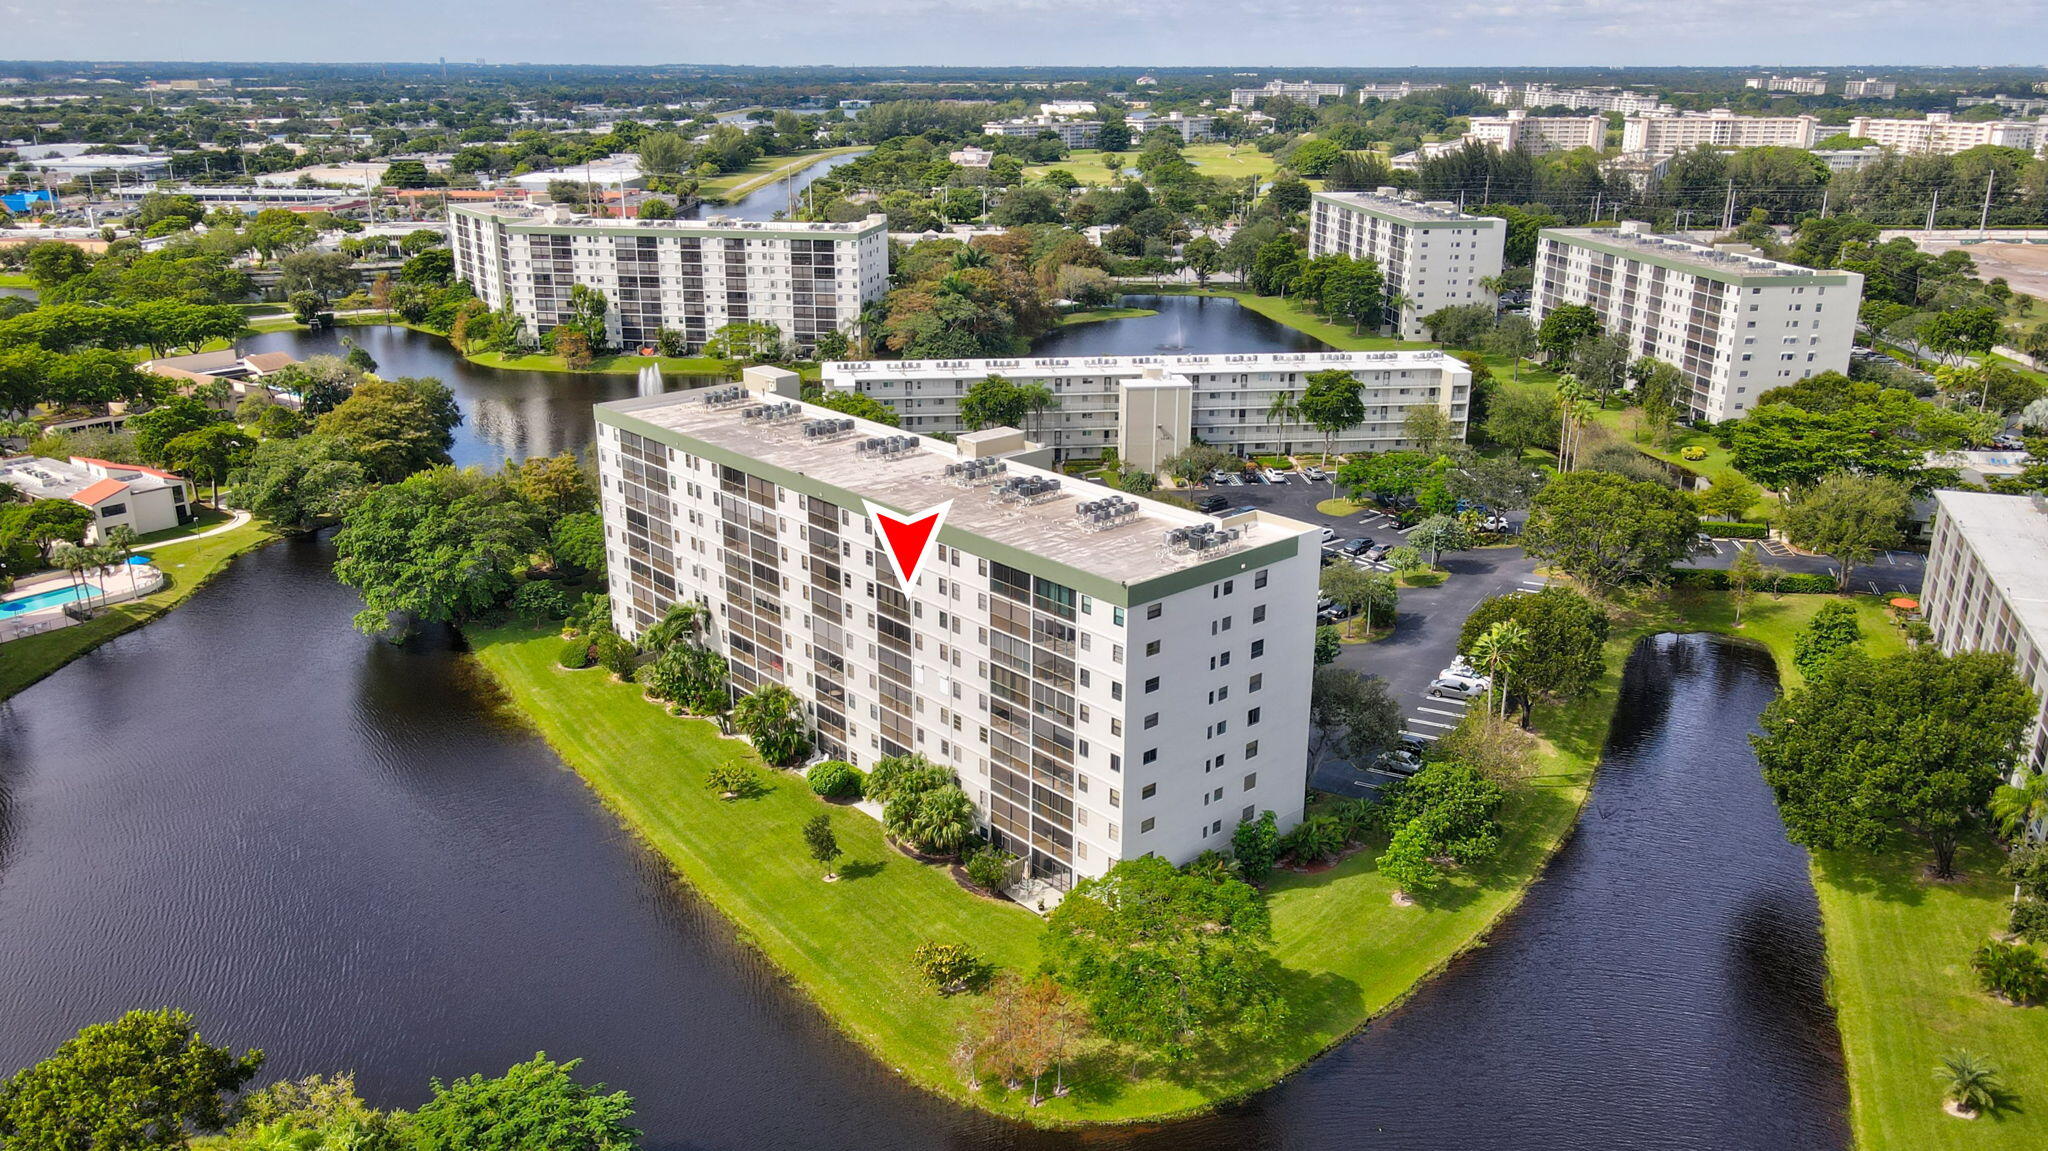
[0,1009,263,1151]
[315,376,462,483]
[1408,513,1470,565]
[1297,369,1365,464]
[1308,666,1404,771]
[406,1054,638,1151]
[1374,761,1507,896]
[1182,236,1223,286]
[128,395,228,467]
[1456,588,1609,720]
[1319,562,1398,631]
[958,373,1052,432]
[1696,473,1760,521]
[1780,473,1910,590]
[884,784,977,856]
[333,467,541,637]
[1522,471,1700,594]
[1536,303,1600,361]
[1044,855,1286,1060]
[165,422,254,504]
[1792,600,1864,680]
[1480,386,1559,455]
[1231,810,1281,883]
[1921,305,2002,368]
[229,434,369,533]
[278,250,358,303]
[549,511,606,576]
[803,813,843,879]
[1754,649,2037,877]
[730,683,812,766]
[1313,624,1340,666]
[812,389,900,427]
[1446,454,1544,512]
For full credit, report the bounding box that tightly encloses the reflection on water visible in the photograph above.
[1031,294,1329,358]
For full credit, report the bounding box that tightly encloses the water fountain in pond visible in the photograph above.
[637,363,664,397]
[1156,312,1188,351]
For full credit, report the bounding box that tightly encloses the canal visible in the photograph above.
[0,301,1847,1149]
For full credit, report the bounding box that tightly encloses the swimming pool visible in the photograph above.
[0,583,103,614]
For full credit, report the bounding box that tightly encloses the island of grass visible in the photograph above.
[0,517,277,702]
[468,585,1891,1124]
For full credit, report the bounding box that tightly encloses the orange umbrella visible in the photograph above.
[1889,597,1920,611]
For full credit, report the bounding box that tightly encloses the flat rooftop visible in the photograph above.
[599,390,1317,589]
[1311,190,1498,227]
[0,456,178,502]
[1935,490,2048,645]
[822,349,1463,381]
[1542,227,1853,282]
[451,202,885,236]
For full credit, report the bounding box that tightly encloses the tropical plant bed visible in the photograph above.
[464,621,1623,1125]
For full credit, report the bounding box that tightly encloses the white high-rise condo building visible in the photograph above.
[1308,191,1507,340]
[1745,75,1829,95]
[1923,490,2048,773]
[448,204,889,355]
[1123,110,1218,143]
[1471,83,1672,115]
[1230,80,1348,108]
[1354,82,1446,102]
[1843,79,1899,99]
[1847,113,2046,157]
[981,115,1101,148]
[596,368,1321,887]
[1621,110,1821,155]
[1532,222,1864,423]
[822,350,1472,470]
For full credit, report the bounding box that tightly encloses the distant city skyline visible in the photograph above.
[3,0,2046,69]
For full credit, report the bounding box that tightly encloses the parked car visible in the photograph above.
[1319,526,1338,542]
[1302,466,1327,482]
[1397,732,1433,756]
[1317,603,1353,623]
[1444,655,1479,679]
[1340,537,1372,557]
[1480,514,1511,533]
[1198,494,1230,513]
[1365,543,1392,562]
[1216,472,1243,486]
[1428,675,1488,701]
[1262,468,1290,484]
[1376,749,1421,776]
[1242,471,1265,484]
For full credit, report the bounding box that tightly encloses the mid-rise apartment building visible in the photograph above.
[1923,490,2048,773]
[596,369,1320,886]
[1471,83,1672,115]
[1230,80,1348,108]
[1843,78,1899,99]
[981,115,1100,148]
[1467,110,1607,154]
[1532,222,1863,423]
[1354,82,1446,102]
[822,349,1472,469]
[1123,110,1219,143]
[1847,113,2046,156]
[1621,110,1821,154]
[1308,191,1506,340]
[1746,75,1829,95]
[448,203,889,355]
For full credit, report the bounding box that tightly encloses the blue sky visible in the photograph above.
[5,0,2046,66]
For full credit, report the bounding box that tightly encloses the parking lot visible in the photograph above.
[1193,464,1929,796]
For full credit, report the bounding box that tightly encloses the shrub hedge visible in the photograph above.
[1670,568,1839,593]
[1701,522,1770,539]
[806,759,863,799]
[558,638,593,668]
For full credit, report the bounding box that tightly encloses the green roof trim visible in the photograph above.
[1538,229,1857,287]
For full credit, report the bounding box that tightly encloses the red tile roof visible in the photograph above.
[71,457,184,482]
[70,478,129,506]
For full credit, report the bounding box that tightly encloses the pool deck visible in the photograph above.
[0,564,164,643]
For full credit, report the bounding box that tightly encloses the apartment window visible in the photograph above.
[1146,603,1163,620]
[1250,640,1265,659]
[1245,740,1259,759]
[1141,818,1155,834]
[1111,681,1123,701]
[1144,676,1160,694]
[1110,718,1122,735]
[1242,805,1256,823]
[1113,644,1125,665]
[1109,753,1121,773]
[1242,772,1258,790]
[1252,605,1266,624]
[1144,640,1161,657]
[1249,673,1263,693]
[1144,713,1159,729]
[1142,748,1158,765]
[1113,607,1125,626]
[1141,783,1157,800]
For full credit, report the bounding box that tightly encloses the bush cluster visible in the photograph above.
[1669,568,1838,594]
[805,759,863,799]
[1699,522,1770,539]
[557,638,593,669]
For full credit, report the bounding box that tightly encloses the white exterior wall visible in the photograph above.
[448,206,889,354]
[1468,112,1606,154]
[595,389,1318,887]
[821,350,1471,460]
[1532,227,1862,423]
[1621,111,1821,154]
[1847,114,2045,156]
[1923,491,2048,773]
[1308,192,1506,340]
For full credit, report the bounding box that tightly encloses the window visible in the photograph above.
[1250,640,1265,659]
[1243,772,1258,790]
[1242,805,1256,823]
[1254,569,1269,589]
[1248,673,1263,693]
[1109,787,1121,807]
[1244,740,1259,759]
[1112,606,1125,626]
[98,502,128,517]
[1141,783,1157,799]
[1143,713,1159,729]
[1146,603,1163,620]
[1140,818,1155,834]
[1142,748,1158,765]
[1144,640,1161,657]
[1109,753,1121,773]
[1111,681,1123,701]
[1252,605,1266,624]
[1145,677,1160,694]
[1247,707,1261,726]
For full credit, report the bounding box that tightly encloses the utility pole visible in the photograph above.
[1926,188,1939,233]
[1979,171,1994,239]
[1721,178,1735,232]
[1819,188,1829,219]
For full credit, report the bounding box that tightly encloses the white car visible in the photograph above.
[1320,526,1338,542]
[1262,468,1289,484]
[1302,466,1328,482]
[1428,675,1490,701]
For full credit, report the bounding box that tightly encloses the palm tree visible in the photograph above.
[950,246,992,270]
[1381,289,1410,337]
[1992,771,2048,843]
[1934,1050,2001,1118]
[1021,384,1059,442]
[1479,274,1507,313]
[1467,619,1529,720]
[1265,389,1299,455]
[105,525,140,597]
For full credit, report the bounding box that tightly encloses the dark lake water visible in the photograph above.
[690,149,866,221]
[0,502,1848,1151]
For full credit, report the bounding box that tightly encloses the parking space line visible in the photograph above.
[1403,729,1440,741]
[1418,706,1465,718]
[1408,717,1457,730]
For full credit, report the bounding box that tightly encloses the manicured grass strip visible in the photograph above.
[1055,306,1158,327]
[467,620,1612,1123]
[1025,144,1282,187]
[468,350,739,376]
[0,519,278,702]
[0,272,37,289]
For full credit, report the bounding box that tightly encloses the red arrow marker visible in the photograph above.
[866,500,952,591]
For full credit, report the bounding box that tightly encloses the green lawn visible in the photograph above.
[131,505,233,545]
[468,350,740,377]
[0,519,277,702]
[1589,407,1741,481]
[0,271,37,290]
[467,620,1615,1123]
[698,146,868,202]
[1056,306,1158,327]
[1026,144,1288,187]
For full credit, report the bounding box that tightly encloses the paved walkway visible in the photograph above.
[141,509,252,548]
